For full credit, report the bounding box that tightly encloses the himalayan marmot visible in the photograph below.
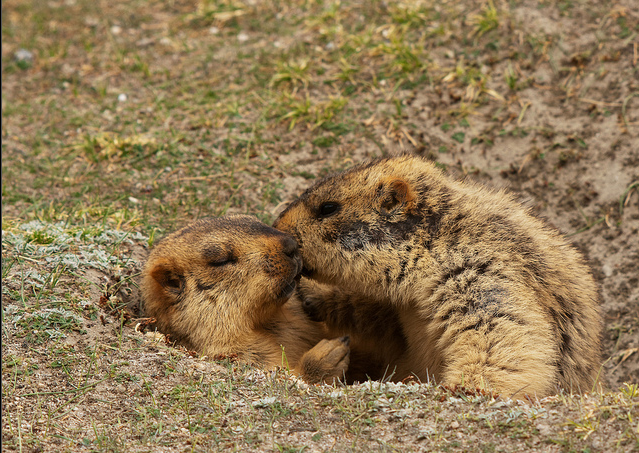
[141,215,350,384]
[274,155,602,398]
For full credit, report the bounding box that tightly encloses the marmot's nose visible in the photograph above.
[280,235,299,258]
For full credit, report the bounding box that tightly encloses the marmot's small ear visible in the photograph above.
[379,178,416,215]
[150,259,184,299]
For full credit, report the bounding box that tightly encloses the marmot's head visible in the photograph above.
[141,215,302,353]
[274,155,447,296]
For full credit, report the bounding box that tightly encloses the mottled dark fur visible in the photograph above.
[275,155,603,398]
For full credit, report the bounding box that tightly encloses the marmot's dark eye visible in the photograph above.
[208,255,236,267]
[318,202,340,218]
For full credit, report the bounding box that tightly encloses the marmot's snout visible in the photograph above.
[279,234,299,260]
[268,232,303,297]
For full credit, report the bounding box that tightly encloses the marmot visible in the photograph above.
[274,155,603,398]
[140,215,350,384]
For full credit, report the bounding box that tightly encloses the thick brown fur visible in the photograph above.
[274,155,603,398]
[140,215,350,384]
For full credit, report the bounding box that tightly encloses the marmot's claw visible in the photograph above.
[300,295,325,322]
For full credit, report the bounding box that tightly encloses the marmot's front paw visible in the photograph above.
[300,294,324,322]
[299,336,350,384]
[296,279,328,322]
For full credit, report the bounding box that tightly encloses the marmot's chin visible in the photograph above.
[276,279,297,301]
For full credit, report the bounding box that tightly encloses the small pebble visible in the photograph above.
[118,93,127,102]
[110,25,122,35]
[253,397,276,407]
[209,26,220,35]
[14,48,34,63]
[84,16,99,27]
[602,264,613,277]
[536,423,552,436]
[193,362,207,372]
[237,32,249,43]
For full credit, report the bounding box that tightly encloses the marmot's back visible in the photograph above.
[275,155,602,398]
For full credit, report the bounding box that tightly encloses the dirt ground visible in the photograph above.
[2,0,638,451]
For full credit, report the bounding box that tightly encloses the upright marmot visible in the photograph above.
[274,155,603,398]
[141,215,350,384]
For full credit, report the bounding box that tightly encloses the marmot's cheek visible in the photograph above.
[338,230,370,252]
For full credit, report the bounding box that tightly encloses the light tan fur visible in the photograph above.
[141,215,349,384]
[274,155,603,398]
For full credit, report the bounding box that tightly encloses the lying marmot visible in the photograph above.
[274,155,603,398]
[140,215,350,384]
